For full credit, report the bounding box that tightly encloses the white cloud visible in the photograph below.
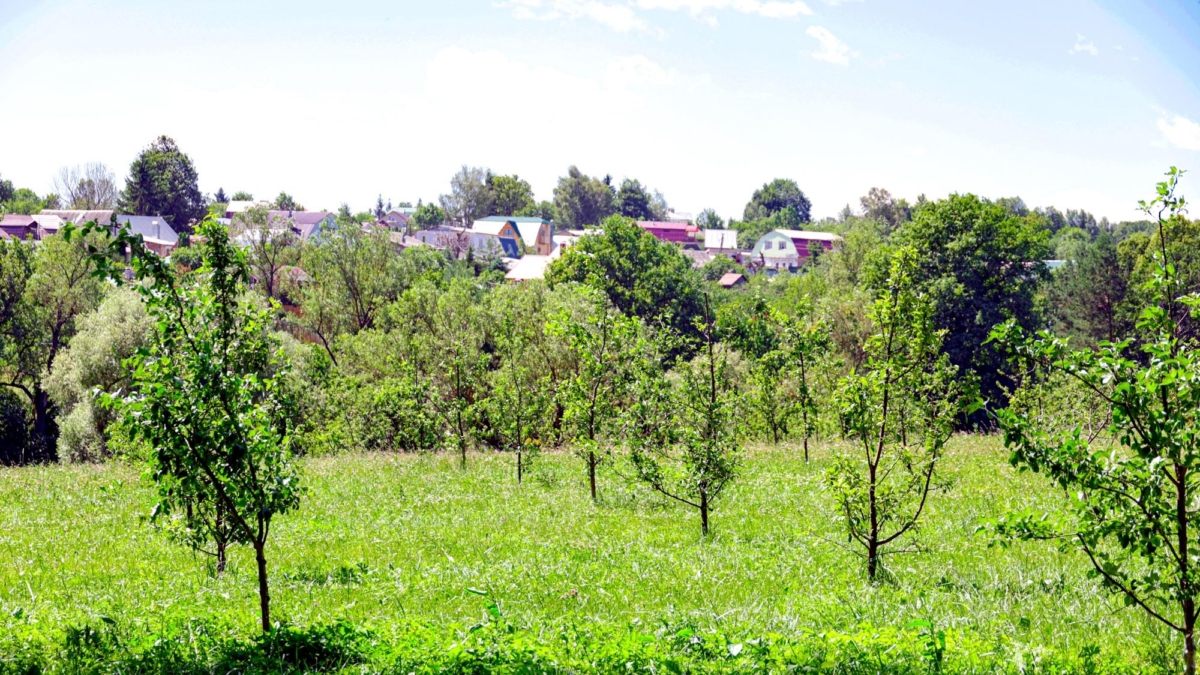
[636,0,812,19]
[806,26,851,66]
[1069,34,1098,57]
[1158,114,1200,151]
[605,54,710,90]
[495,0,651,33]
[500,0,814,31]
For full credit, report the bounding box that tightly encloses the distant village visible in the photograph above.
[0,202,842,290]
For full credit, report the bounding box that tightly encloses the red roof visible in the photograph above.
[638,221,692,231]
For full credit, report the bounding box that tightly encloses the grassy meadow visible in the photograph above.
[0,437,1175,673]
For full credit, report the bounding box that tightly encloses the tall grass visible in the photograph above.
[0,437,1175,671]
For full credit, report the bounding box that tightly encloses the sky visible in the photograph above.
[1,0,1198,222]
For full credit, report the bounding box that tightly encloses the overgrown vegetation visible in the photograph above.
[0,164,1198,671]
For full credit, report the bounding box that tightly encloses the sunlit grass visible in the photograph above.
[0,436,1170,666]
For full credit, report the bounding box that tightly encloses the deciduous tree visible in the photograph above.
[827,247,968,580]
[70,215,302,632]
[744,178,812,223]
[53,163,117,210]
[553,166,615,228]
[988,168,1200,675]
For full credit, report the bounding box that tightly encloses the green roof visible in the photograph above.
[482,216,549,224]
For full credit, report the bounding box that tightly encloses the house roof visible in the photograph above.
[505,255,553,281]
[638,221,693,231]
[510,221,544,249]
[0,215,36,227]
[774,229,843,242]
[482,216,550,224]
[704,229,738,249]
[719,273,747,288]
[268,210,332,239]
[682,249,714,268]
[35,215,64,232]
[116,215,179,245]
[472,221,515,237]
[40,209,114,225]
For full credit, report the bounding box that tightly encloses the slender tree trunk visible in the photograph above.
[254,541,271,633]
[1185,612,1196,675]
[517,450,523,485]
[700,489,709,537]
[458,408,466,470]
[1179,465,1195,675]
[868,459,879,580]
[216,539,228,575]
[588,451,597,502]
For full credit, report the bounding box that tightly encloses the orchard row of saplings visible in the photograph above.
[46,169,1200,673]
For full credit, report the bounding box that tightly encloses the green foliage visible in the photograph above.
[299,222,403,359]
[396,279,489,467]
[743,178,812,223]
[116,135,207,234]
[272,192,300,211]
[439,166,493,227]
[409,202,445,230]
[486,174,535,217]
[553,166,616,227]
[892,192,1050,410]
[700,254,745,282]
[549,289,643,500]
[989,168,1200,674]
[625,298,740,536]
[230,191,254,201]
[1048,233,1134,348]
[828,248,970,580]
[232,204,300,301]
[696,208,724,230]
[546,215,704,348]
[0,187,50,216]
[515,199,556,222]
[721,295,833,456]
[44,289,151,462]
[71,215,302,632]
[615,178,666,221]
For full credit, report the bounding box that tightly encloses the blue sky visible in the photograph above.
[1,0,1198,222]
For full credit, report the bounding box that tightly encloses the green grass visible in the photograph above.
[0,437,1175,672]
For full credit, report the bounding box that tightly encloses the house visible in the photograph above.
[414,226,521,258]
[34,215,65,237]
[116,215,179,256]
[638,221,695,244]
[381,210,411,230]
[270,211,335,240]
[749,229,842,270]
[480,216,554,255]
[0,215,38,240]
[704,229,739,252]
[40,209,115,226]
[718,273,748,289]
[682,249,714,269]
[471,219,521,242]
